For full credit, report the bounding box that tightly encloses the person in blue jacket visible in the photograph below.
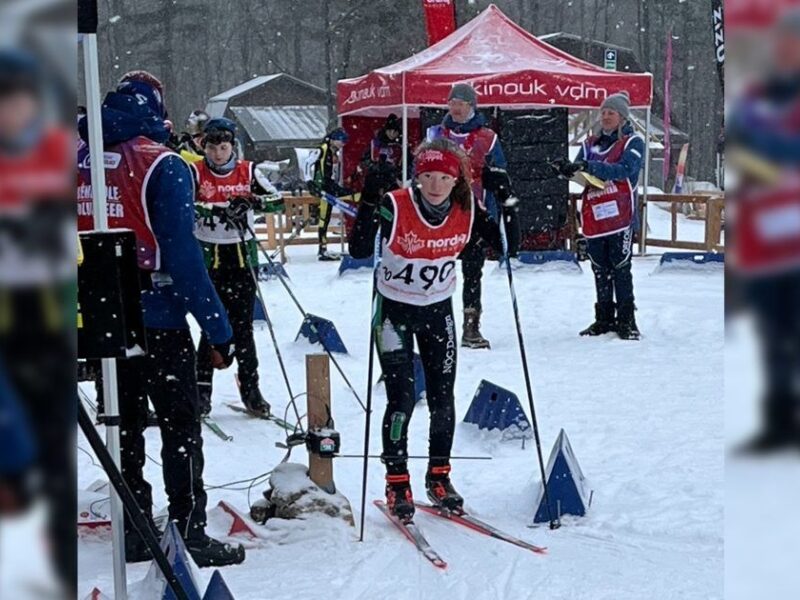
[559,91,645,339]
[77,70,245,567]
[427,83,520,349]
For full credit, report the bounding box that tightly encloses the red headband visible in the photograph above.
[415,149,462,178]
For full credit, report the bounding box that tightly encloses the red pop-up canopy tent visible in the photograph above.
[338,4,652,117]
[337,4,655,248]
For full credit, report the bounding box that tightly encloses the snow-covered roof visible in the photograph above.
[229,105,328,143]
[207,74,283,103]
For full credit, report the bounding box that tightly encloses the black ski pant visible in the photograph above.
[0,289,75,594]
[119,328,208,541]
[745,272,800,434]
[376,296,458,475]
[197,266,259,399]
[318,198,334,254]
[586,226,635,306]
[461,239,486,313]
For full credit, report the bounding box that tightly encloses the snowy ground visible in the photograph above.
[725,316,800,600]
[76,226,725,599]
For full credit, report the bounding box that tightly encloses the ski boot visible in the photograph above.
[242,388,271,417]
[198,383,212,417]
[318,247,341,261]
[579,302,616,336]
[737,395,800,454]
[124,521,162,563]
[615,302,641,340]
[385,473,415,522]
[425,465,464,514]
[186,534,246,568]
[461,308,491,349]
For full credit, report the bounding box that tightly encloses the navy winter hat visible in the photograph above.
[117,70,167,119]
[328,127,349,143]
[203,117,237,144]
[0,49,42,96]
[448,83,477,108]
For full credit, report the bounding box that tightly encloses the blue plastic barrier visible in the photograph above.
[463,380,531,435]
[257,262,289,281]
[533,429,591,524]
[202,570,236,600]
[338,254,375,275]
[658,251,724,266]
[296,314,348,354]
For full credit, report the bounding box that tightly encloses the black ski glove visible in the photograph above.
[210,337,236,369]
[560,159,587,178]
[224,197,252,229]
[482,165,519,208]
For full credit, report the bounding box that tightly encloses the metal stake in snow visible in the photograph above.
[498,205,560,530]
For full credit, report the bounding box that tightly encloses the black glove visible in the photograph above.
[560,159,587,178]
[210,338,235,369]
[482,165,518,207]
[224,197,252,228]
[306,180,322,196]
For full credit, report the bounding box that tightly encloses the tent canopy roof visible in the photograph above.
[337,4,652,116]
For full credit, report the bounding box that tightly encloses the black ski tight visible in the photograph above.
[197,266,259,398]
[376,296,458,475]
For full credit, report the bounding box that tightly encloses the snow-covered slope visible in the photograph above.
[78,248,724,599]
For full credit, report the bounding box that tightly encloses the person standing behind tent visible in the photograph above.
[308,127,353,261]
[192,117,283,417]
[349,138,509,521]
[558,91,645,340]
[77,71,245,567]
[427,83,519,349]
[175,109,208,163]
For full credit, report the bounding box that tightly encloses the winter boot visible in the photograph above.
[461,308,491,349]
[318,248,341,261]
[616,302,641,340]
[242,388,271,417]
[579,302,616,336]
[186,534,246,568]
[737,393,800,454]
[198,383,212,417]
[124,521,161,563]
[425,465,464,513]
[385,473,415,522]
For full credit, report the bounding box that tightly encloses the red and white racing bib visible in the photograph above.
[377,188,473,306]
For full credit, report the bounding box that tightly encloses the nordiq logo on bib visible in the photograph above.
[397,231,425,254]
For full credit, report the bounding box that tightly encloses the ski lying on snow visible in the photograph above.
[414,501,547,555]
[373,500,447,570]
[202,416,232,441]
[226,403,296,432]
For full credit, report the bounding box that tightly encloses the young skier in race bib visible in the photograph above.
[192,117,283,417]
[350,138,509,521]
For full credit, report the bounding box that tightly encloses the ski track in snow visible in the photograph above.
[78,235,723,599]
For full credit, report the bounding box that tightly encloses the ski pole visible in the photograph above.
[498,209,560,530]
[359,230,381,542]
[234,222,304,430]
[243,221,366,412]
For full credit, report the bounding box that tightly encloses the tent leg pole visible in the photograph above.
[640,107,651,256]
[83,32,128,599]
[402,105,408,183]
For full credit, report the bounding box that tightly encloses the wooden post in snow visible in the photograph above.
[306,353,335,493]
